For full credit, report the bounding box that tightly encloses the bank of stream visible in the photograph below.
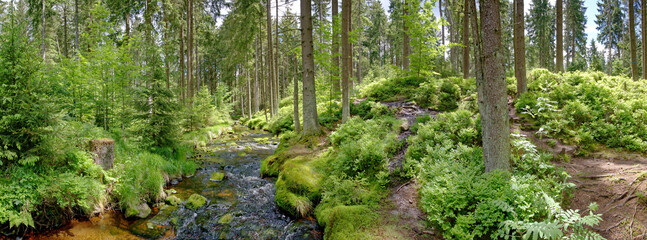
[35,126,320,240]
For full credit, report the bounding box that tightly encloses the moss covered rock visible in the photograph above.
[218,213,234,224]
[125,203,152,219]
[210,172,225,181]
[275,177,313,217]
[186,194,207,210]
[165,195,182,206]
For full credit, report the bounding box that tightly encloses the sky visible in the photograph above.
[226,0,602,49]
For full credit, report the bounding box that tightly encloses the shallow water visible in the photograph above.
[36,128,320,240]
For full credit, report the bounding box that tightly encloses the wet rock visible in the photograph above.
[89,138,115,170]
[400,121,410,131]
[170,179,179,185]
[218,213,233,224]
[165,195,182,206]
[125,203,151,219]
[210,172,225,181]
[186,194,208,210]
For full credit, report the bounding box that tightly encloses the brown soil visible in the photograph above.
[510,99,647,240]
[378,100,441,239]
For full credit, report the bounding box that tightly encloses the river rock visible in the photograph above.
[89,138,115,170]
[400,121,410,131]
[165,195,182,206]
[186,194,208,210]
[170,179,179,185]
[210,172,225,181]
[125,203,151,219]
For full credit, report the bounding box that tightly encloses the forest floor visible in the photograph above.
[509,98,647,240]
[363,99,441,239]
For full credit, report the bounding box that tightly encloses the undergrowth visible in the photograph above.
[515,69,647,154]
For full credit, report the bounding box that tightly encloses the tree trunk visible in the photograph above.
[642,0,646,80]
[180,24,185,103]
[187,0,194,101]
[254,34,260,113]
[75,0,78,54]
[556,0,563,72]
[478,0,510,172]
[275,0,280,115]
[462,0,469,79]
[332,0,340,95]
[42,0,46,61]
[402,0,410,71]
[607,6,612,74]
[513,0,526,97]
[266,0,275,117]
[63,3,68,58]
[293,54,300,132]
[301,0,320,136]
[440,0,445,58]
[341,0,351,123]
[630,0,638,81]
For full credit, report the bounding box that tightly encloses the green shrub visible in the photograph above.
[438,81,460,111]
[361,76,427,101]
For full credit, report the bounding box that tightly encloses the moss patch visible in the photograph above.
[186,194,207,210]
[260,144,314,177]
[316,205,377,240]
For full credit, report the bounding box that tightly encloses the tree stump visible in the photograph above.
[90,138,115,170]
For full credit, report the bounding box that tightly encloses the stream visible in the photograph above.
[39,126,321,240]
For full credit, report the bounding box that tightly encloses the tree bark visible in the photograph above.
[513,0,526,97]
[254,34,260,113]
[275,0,280,115]
[293,54,300,132]
[180,24,185,103]
[187,0,194,101]
[341,0,351,123]
[402,0,410,71]
[332,0,340,94]
[266,0,275,117]
[462,0,469,79]
[642,0,647,80]
[63,3,68,58]
[556,0,563,72]
[478,0,510,172]
[301,0,320,136]
[42,0,46,61]
[440,0,445,58]
[75,0,78,54]
[630,0,638,81]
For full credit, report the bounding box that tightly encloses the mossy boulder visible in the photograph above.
[218,213,234,224]
[186,194,208,210]
[210,172,225,181]
[261,145,314,178]
[276,177,313,217]
[261,151,291,177]
[165,195,182,206]
[274,156,322,218]
[125,203,152,219]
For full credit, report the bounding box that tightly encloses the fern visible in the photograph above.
[498,194,605,240]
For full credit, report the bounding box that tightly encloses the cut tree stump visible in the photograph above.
[90,138,115,170]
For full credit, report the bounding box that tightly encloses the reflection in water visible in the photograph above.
[37,128,320,240]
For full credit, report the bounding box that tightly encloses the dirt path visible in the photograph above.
[509,99,647,240]
[375,100,441,239]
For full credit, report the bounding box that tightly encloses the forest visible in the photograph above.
[1,0,647,239]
